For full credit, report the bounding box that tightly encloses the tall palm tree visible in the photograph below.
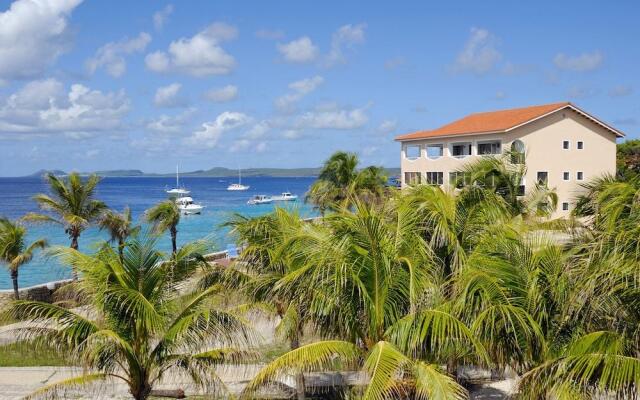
[145,200,180,254]
[306,151,388,213]
[98,207,139,260]
[0,218,47,299]
[4,237,254,400]
[23,173,106,279]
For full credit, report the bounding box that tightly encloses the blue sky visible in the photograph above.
[0,0,638,176]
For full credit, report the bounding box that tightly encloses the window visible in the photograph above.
[405,145,421,159]
[517,177,526,196]
[426,144,444,159]
[562,202,569,211]
[563,140,570,150]
[477,141,501,155]
[425,172,443,185]
[404,172,421,185]
[577,141,584,150]
[577,171,584,181]
[451,142,472,157]
[449,172,471,188]
[537,171,548,185]
[563,172,570,181]
[511,140,525,164]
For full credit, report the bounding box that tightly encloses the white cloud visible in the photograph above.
[204,85,238,103]
[325,23,366,66]
[377,120,397,134]
[452,27,501,75]
[153,4,173,31]
[256,29,284,40]
[277,36,318,63]
[244,121,270,139]
[295,103,369,130]
[609,85,633,97]
[153,83,186,107]
[361,145,378,156]
[494,90,507,100]
[229,138,267,153]
[554,51,603,72]
[185,111,250,148]
[0,78,130,135]
[146,108,196,134]
[384,57,406,70]
[275,75,324,112]
[145,22,237,76]
[86,32,152,78]
[567,86,598,99]
[0,0,83,80]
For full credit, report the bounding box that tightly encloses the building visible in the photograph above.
[395,102,624,217]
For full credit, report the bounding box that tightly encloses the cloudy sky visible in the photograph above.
[0,0,638,176]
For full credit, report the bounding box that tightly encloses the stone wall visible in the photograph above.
[0,279,73,308]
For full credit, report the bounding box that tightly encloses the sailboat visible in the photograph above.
[166,165,204,215]
[227,168,250,191]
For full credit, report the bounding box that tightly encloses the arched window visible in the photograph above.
[511,140,525,164]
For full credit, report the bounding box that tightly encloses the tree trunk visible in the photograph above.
[11,269,19,300]
[291,335,306,400]
[131,380,153,400]
[149,389,185,398]
[70,234,79,280]
[170,225,177,254]
[118,239,125,262]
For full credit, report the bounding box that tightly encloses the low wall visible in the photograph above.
[0,279,73,306]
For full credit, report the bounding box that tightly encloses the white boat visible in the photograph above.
[175,196,204,215]
[167,165,204,214]
[227,168,250,191]
[272,192,298,202]
[247,195,273,205]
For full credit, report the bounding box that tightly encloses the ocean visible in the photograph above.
[0,176,317,289]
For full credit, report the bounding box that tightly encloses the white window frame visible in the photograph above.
[563,171,570,181]
[562,202,569,211]
[426,144,444,159]
[536,171,548,185]
[477,140,502,156]
[562,140,570,150]
[577,171,584,181]
[450,142,472,158]
[404,144,421,161]
[425,171,443,185]
[404,171,422,185]
[577,141,584,150]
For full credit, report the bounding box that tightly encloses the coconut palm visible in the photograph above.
[98,207,139,260]
[23,173,106,279]
[306,151,388,213]
[3,237,254,400]
[145,200,180,254]
[0,218,47,299]
[241,201,487,399]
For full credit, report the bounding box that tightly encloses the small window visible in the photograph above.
[404,172,421,185]
[449,172,471,188]
[425,172,443,185]
[577,141,584,150]
[451,143,472,157]
[537,171,548,185]
[477,141,501,155]
[563,140,570,150]
[511,140,525,164]
[562,202,569,211]
[577,171,584,181]
[563,172,570,181]
[517,177,525,196]
[426,144,444,159]
[405,145,421,159]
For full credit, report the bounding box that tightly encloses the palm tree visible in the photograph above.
[3,237,254,400]
[0,218,47,299]
[242,201,487,399]
[145,200,180,254]
[306,151,388,213]
[23,173,106,279]
[98,207,139,260]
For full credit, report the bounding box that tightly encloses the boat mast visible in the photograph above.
[238,167,241,185]
[176,164,179,188]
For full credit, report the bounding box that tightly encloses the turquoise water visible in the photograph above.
[0,176,317,289]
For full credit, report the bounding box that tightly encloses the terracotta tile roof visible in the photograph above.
[396,102,573,141]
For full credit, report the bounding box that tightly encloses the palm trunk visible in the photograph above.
[70,234,79,280]
[170,225,177,254]
[118,239,125,262]
[11,269,19,300]
[291,335,306,400]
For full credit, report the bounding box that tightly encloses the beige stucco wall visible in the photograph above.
[398,109,618,218]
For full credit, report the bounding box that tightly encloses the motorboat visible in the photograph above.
[272,192,298,202]
[247,195,273,205]
[227,168,250,191]
[167,165,204,214]
[175,196,204,215]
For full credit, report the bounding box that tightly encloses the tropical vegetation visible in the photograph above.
[145,200,181,254]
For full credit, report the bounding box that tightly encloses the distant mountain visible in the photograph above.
[23,167,401,178]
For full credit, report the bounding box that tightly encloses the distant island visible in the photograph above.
[24,167,401,178]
